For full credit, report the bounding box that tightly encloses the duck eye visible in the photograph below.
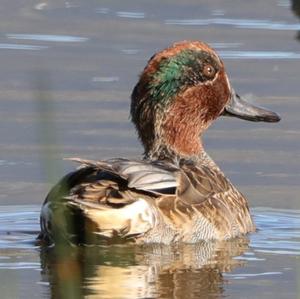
[203,64,216,78]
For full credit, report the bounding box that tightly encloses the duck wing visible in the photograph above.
[67,157,178,195]
[166,162,253,239]
[177,163,231,205]
[40,158,179,244]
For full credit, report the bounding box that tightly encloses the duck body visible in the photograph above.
[40,156,254,244]
[39,41,280,245]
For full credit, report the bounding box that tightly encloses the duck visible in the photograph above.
[38,40,280,245]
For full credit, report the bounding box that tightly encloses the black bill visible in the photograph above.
[222,91,281,123]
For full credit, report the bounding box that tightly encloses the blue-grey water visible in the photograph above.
[0,0,300,298]
[0,206,299,298]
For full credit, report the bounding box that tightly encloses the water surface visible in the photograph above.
[0,206,299,298]
[0,0,300,298]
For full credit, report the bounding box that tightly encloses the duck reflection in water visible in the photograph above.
[40,237,249,299]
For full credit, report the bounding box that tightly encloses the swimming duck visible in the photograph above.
[39,40,280,245]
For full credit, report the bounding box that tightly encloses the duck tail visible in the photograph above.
[67,198,156,242]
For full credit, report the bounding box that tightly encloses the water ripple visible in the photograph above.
[277,0,290,7]
[116,11,145,19]
[0,43,47,51]
[6,34,88,43]
[224,271,282,279]
[96,8,110,14]
[219,50,300,59]
[251,207,300,255]
[165,18,300,31]
[0,262,40,270]
[0,160,32,166]
[92,76,119,83]
[0,206,299,257]
[211,42,243,49]
[121,49,140,55]
[0,205,40,249]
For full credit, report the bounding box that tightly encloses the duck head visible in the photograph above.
[131,41,280,161]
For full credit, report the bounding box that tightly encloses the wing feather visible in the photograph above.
[66,157,178,193]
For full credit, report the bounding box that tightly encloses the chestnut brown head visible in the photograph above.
[131,41,280,160]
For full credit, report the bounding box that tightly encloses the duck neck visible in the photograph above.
[144,91,211,163]
[144,119,206,164]
[145,139,220,171]
[143,106,222,171]
[144,139,203,163]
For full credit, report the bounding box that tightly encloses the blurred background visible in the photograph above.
[0,1,299,298]
[0,0,299,208]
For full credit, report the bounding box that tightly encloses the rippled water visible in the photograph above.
[165,17,300,30]
[0,206,299,298]
[1,0,300,298]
